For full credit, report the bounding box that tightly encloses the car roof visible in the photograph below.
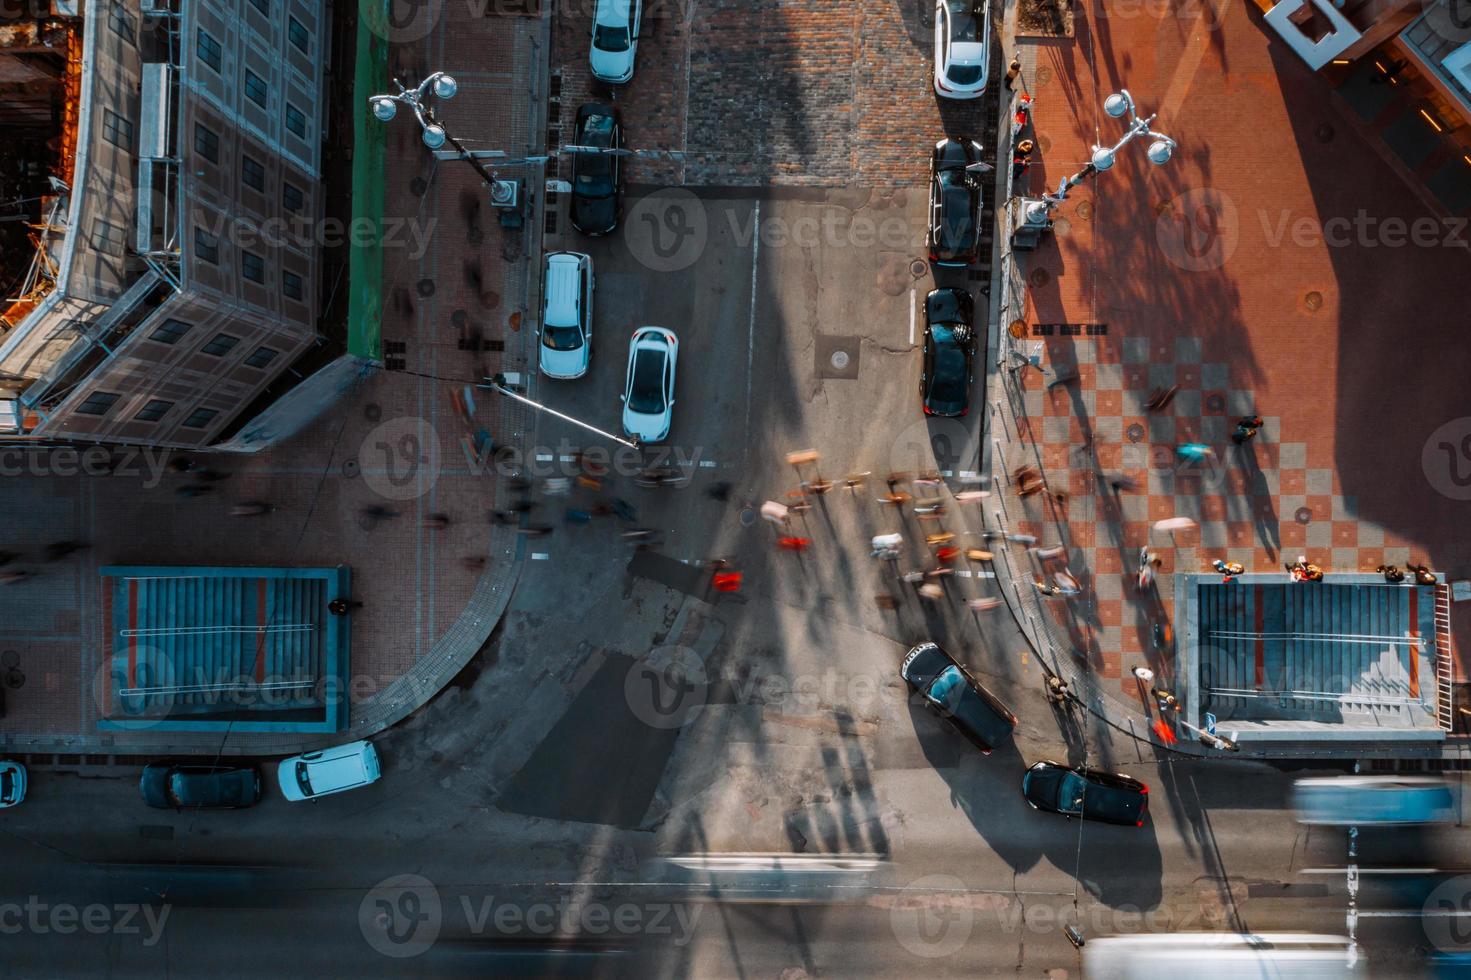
[543,254,584,326]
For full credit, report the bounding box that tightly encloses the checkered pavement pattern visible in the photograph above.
[1006,335,1422,698]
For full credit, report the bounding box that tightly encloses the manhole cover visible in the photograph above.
[1053,218,1071,237]
[1304,290,1323,311]
[364,403,382,421]
[343,458,361,478]
[1155,199,1174,217]
[1127,423,1145,443]
[1206,394,1225,411]
[816,335,860,379]
[740,507,756,527]
[4,668,23,689]
[417,278,436,298]
[1315,123,1335,143]
[1076,201,1093,220]
[1029,268,1051,288]
[909,259,928,277]
[450,309,468,327]
[410,177,428,197]
[0,650,17,669]
[482,290,501,309]
[1295,506,1313,525]
[1008,319,1027,339]
[831,350,850,370]
[1036,66,1053,86]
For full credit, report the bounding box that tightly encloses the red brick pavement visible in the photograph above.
[1008,0,1471,699]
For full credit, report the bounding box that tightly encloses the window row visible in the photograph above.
[74,391,218,430]
[192,230,308,301]
[147,317,282,369]
[192,123,308,209]
[196,19,314,77]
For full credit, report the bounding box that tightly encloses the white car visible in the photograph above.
[277,740,380,802]
[589,0,641,84]
[934,0,990,99]
[539,251,593,379]
[620,327,677,444]
[0,760,26,808]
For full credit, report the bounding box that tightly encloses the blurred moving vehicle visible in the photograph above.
[539,251,595,379]
[921,287,975,417]
[900,642,1016,754]
[927,138,984,266]
[278,740,381,802]
[1083,932,1358,979]
[620,327,678,444]
[933,0,991,99]
[589,0,642,84]
[1021,760,1149,826]
[570,103,624,236]
[0,760,26,808]
[141,764,262,810]
[1292,775,1454,826]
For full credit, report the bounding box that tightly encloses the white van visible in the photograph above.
[1084,933,1358,979]
[277,740,381,802]
[539,251,594,380]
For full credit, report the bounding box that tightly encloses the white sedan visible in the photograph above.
[590,0,641,84]
[934,0,990,99]
[620,327,677,444]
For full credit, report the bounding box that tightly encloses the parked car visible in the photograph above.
[277,740,381,802]
[570,103,624,236]
[934,0,991,99]
[900,642,1016,753]
[921,287,976,417]
[140,764,262,810]
[589,0,642,84]
[620,327,678,444]
[1022,761,1149,826]
[1292,775,1455,826]
[928,138,984,266]
[0,760,26,808]
[539,251,595,379]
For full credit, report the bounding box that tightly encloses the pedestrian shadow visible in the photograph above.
[1233,443,1280,561]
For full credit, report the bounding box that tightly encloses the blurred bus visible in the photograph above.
[1293,776,1455,826]
[1083,932,1358,979]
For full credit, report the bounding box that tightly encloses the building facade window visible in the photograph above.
[246,0,268,15]
[284,103,306,138]
[150,318,192,344]
[76,391,121,416]
[91,219,127,256]
[242,155,265,192]
[135,399,174,422]
[194,229,219,264]
[282,270,303,300]
[182,407,219,429]
[282,182,305,213]
[288,16,310,53]
[245,346,280,369]
[242,251,266,284]
[102,109,134,152]
[196,29,222,73]
[244,70,268,108]
[194,123,220,164]
[109,4,135,43]
[201,333,239,356]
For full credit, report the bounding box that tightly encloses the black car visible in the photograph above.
[571,103,623,236]
[921,288,975,417]
[140,764,262,810]
[1021,761,1149,826]
[928,138,985,266]
[900,642,1016,754]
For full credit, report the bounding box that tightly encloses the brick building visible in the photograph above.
[0,0,334,449]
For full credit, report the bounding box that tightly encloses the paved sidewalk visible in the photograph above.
[0,6,549,758]
[983,0,1471,757]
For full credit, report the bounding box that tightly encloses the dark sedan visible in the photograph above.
[141,764,262,810]
[571,102,623,236]
[928,138,984,266]
[901,642,1016,754]
[1021,761,1149,826]
[921,287,975,417]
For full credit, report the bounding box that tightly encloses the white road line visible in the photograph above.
[909,288,916,346]
[1301,868,1439,875]
[744,201,760,444]
[535,453,555,462]
[531,553,550,560]
[699,459,717,468]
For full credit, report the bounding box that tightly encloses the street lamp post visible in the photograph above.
[1010,88,1178,251]
[369,73,500,188]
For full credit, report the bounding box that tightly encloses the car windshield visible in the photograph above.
[926,666,1000,740]
[295,761,313,797]
[543,324,584,352]
[946,1,980,40]
[1057,772,1088,814]
[594,24,630,52]
[574,121,615,197]
[629,348,665,414]
[0,771,11,800]
[947,62,984,86]
[928,342,969,404]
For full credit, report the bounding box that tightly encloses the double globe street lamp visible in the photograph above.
[1011,88,1178,250]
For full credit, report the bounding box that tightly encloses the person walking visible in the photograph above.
[1211,558,1245,582]
[1144,385,1179,412]
[966,596,1003,612]
[1004,56,1022,89]
[712,570,743,593]
[1176,442,1215,463]
[871,533,903,560]
[1132,666,1155,684]
[1408,563,1438,585]
[43,540,87,561]
[361,504,400,521]
[777,536,811,552]
[1377,564,1406,583]
[423,512,452,530]
[328,597,363,616]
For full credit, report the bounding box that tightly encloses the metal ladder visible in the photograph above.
[1436,584,1455,732]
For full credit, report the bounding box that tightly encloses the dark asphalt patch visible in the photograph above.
[626,550,706,596]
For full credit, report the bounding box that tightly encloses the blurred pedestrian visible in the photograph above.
[918,583,945,602]
[328,598,363,616]
[229,501,274,517]
[462,555,487,571]
[1108,474,1139,493]
[966,596,1003,612]
[577,474,605,491]
[543,477,571,496]
[1045,675,1072,704]
[1211,558,1244,582]
[1132,666,1155,684]
[1237,415,1264,430]
[490,509,518,526]
[901,571,925,585]
[1052,569,1082,594]
[875,594,900,610]
[511,497,536,514]
[362,504,400,521]
[520,523,555,538]
[423,512,451,530]
[1005,56,1022,89]
[712,570,743,593]
[1033,580,1063,597]
[564,508,592,525]
[176,484,213,498]
[0,570,30,585]
[1176,443,1214,463]
[955,489,990,504]
[167,456,196,474]
[1408,563,1438,585]
[1377,564,1405,583]
[1144,385,1179,412]
[1006,533,1038,545]
[611,498,637,521]
[1230,422,1258,445]
[1032,545,1066,561]
[886,472,911,492]
[843,472,870,492]
[936,545,960,564]
[871,533,903,560]
[705,481,733,501]
[777,536,811,552]
[43,540,87,561]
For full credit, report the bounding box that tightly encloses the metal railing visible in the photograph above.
[1205,685,1427,708]
[1436,583,1455,732]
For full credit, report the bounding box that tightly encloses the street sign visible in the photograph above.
[1205,711,1217,735]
